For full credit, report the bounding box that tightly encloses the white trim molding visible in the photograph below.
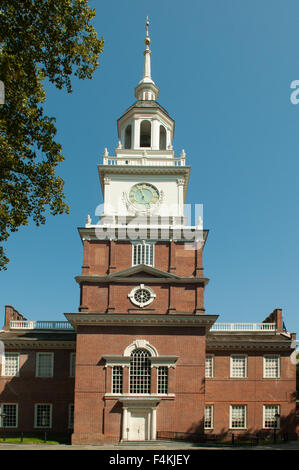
[124,340,158,357]
[128,284,156,308]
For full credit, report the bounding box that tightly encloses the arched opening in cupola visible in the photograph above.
[124,124,132,149]
[159,125,166,150]
[140,120,151,147]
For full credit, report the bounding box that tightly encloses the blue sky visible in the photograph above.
[2,0,299,335]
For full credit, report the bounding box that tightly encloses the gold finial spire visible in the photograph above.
[145,17,150,46]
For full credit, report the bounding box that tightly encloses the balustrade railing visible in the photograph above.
[103,156,185,166]
[210,323,276,332]
[10,320,73,330]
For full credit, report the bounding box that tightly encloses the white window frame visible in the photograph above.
[0,403,18,428]
[2,352,20,377]
[36,352,54,378]
[112,365,123,394]
[129,349,152,394]
[229,405,247,429]
[70,352,76,378]
[205,355,214,378]
[34,404,52,428]
[263,405,280,429]
[204,405,214,429]
[263,355,280,379]
[128,284,156,308]
[230,355,247,378]
[132,241,155,267]
[157,366,169,395]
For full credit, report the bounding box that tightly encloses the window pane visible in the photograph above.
[35,404,52,428]
[4,353,19,376]
[1,404,17,428]
[158,367,168,394]
[37,353,53,377]
[205,356,213,378]
[231,356,246,378]
[264,405,280,429]
[112,366,123,394]
[130,349,151,394]
[204,405,213,429]
[70,353,76,377]
[68,404,74,429]
[132,244,154,267]
[231,405,246,428]
[264,356,279,378]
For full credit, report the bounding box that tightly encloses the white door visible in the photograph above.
[128,411,148,441]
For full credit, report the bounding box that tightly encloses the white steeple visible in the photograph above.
[135,18,159,101]
[97,19,190,221]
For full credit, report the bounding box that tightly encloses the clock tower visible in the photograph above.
[66,20,218,445]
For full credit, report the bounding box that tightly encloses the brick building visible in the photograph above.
[0,22,297,444]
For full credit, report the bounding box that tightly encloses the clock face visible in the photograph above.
[129,183,159,210]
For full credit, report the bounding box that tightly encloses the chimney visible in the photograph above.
[263,308,283,332]
[4,305,27,330]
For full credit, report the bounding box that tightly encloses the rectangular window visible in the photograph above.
[230,355,247,378]
[263,356,280,378]
[263,405,280,429]
[157,367,168,394]
[3,353,20,377]
[205,355,214,378]
[132,243,154,267]
[70,353,76,377]
[112,366,123,394]
[230,405,247,429]
[36,353,54,377]
[0,404,18,428]
[68,404,74,429]
[204,405,213,429]
[34,404,52,428]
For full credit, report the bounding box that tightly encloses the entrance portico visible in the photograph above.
[120,397,160,441]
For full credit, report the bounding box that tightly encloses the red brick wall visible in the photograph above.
[80,282,204,314]
[72,325,207,444]
[0,348,75,433]
[205,351,297,437]
[81,240,203,277]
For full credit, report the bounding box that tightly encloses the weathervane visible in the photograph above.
[145,17,150,46]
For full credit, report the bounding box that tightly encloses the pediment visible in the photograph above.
[108,264,180,280]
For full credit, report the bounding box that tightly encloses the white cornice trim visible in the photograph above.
[65,313,218,329]
[0,340,76,349]
[206,341,293,351]
[74,275,209,285]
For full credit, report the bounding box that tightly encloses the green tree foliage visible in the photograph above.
[0,0,104,269]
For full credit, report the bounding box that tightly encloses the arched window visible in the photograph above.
[130,349,151,394]
[124,125,132,149]
[159,125,166,150]
[140,120,151,147]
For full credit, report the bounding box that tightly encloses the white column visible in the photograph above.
[104,177,112,214]
[152,119,159,150]
[134,120,141,149]
[151,408,157,440]
[177,179,184,216]
[122,407,128,441]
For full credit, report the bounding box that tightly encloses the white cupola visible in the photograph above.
[117,19,175,152]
